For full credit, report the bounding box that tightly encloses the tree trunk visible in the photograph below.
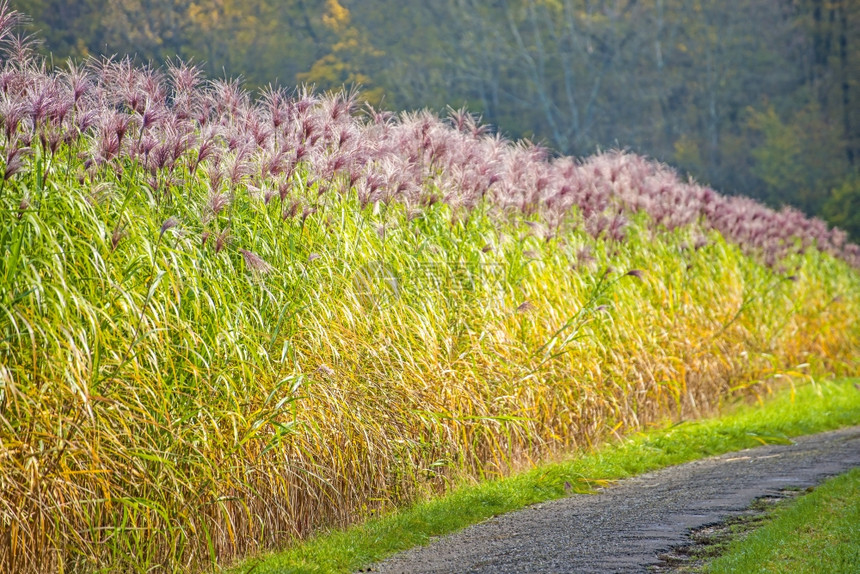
[838,2,854,165]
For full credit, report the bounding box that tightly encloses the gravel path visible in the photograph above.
[369,426,860,574]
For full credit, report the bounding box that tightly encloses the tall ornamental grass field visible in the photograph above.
[0,4,858,571]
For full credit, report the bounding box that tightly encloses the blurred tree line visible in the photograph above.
[12,0,860,238]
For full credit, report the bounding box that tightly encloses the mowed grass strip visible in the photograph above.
[704,467,860,574]
[235,378,860,574]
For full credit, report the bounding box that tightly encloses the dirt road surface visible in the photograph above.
[369,426,860,574]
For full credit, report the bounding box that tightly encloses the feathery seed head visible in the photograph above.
[516,301,535,314]
[240,249,273,274]
[159,217,179,237]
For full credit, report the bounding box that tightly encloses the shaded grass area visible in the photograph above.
[703,466,860,574]
[236,378,860,574]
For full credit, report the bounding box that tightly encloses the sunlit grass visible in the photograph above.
[0,6,858,569]
[236,378,860,574]
[704,466,860,574]
[2,151,858,573]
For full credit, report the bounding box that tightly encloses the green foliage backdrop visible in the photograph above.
[12,0,860,234]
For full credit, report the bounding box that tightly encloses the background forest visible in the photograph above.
[11,0,860,238]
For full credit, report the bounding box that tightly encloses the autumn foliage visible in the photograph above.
[0,3,858,572]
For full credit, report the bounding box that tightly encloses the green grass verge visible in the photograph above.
[232,378,860,574]
[703,467,860,574]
